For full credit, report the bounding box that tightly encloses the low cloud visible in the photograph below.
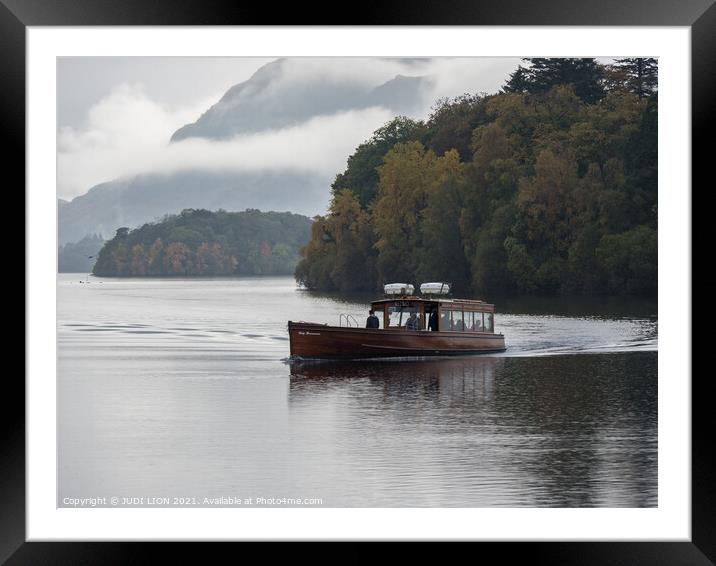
[57,84,393,200]
[58,58,522,202]
[265,57,521,111]
[421,58,522,106]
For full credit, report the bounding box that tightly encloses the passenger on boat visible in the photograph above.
[428,311,438,331]
[366,310,380,329]
[405,312,419,331]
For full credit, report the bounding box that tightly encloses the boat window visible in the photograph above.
[464,312,477,332]
[450,310,464,331]
[387,304,419,328]
[465,312,481,332]
[440,310,450,331]
[484,312,494,333]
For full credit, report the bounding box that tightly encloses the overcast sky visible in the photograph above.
[57,57,278,129]
[57,57,523,202]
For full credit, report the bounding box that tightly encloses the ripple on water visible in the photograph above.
[57,276,657,508]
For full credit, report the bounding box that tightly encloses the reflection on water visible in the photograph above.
[57,274,657,507]
[288,354,656,507]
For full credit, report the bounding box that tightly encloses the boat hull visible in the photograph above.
[288,321,506,359]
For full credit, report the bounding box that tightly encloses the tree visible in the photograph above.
[516,149,580,254]
[504,235,537,292]
[296,190,376,291]
[147,239,164,275]
[295,216,339,290]
[503,65,532,94]
[423,94,491,161]
[130,244,149,276]
[92,227,131,276]
[417,149,472,292]
[471,123,510,170]
[622,93,658,227]
[326,190,376,291]
[372,141,437,283]
[196,242,237,275]
[331,116,424,208]
[611,58,658,98]
[163,242,194,275]
[566,224,604,293]
[567,91,644,173]
[596,226,657,294]
[508,58,606,104]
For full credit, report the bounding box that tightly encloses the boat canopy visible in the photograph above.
[384,283,414,295]
[420,282,450,295]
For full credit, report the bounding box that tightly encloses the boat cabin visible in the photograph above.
[369,297,495,333]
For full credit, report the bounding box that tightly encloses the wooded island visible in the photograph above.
[93,209,312,277]
[295,58,658,296]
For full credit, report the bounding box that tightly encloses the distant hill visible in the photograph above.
[58,233,104,273]
[92,208,312,277]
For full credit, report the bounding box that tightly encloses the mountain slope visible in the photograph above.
[170,59,430,142]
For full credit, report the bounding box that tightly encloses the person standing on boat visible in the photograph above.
[366,310,380,329]
[405,312,419,331]
[428,311,438,331]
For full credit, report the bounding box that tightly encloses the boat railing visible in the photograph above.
[338,314,359,327]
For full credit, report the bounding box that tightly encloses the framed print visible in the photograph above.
[10,0,708,561]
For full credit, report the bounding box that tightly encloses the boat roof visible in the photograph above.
[371,296,496,310]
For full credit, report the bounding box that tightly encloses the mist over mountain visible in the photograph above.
[59,58,434,245]
[171,59,431,142]
[58,171,328,245]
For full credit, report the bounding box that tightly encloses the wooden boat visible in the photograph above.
[288,283,506,360]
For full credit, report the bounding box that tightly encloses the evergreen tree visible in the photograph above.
[515,58,606,104]
[503,65,532,93]
[612,58,658,98]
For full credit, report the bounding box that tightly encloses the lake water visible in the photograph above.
[57,274,657,507]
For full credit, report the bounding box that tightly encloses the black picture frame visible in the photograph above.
[9,0,707,561]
